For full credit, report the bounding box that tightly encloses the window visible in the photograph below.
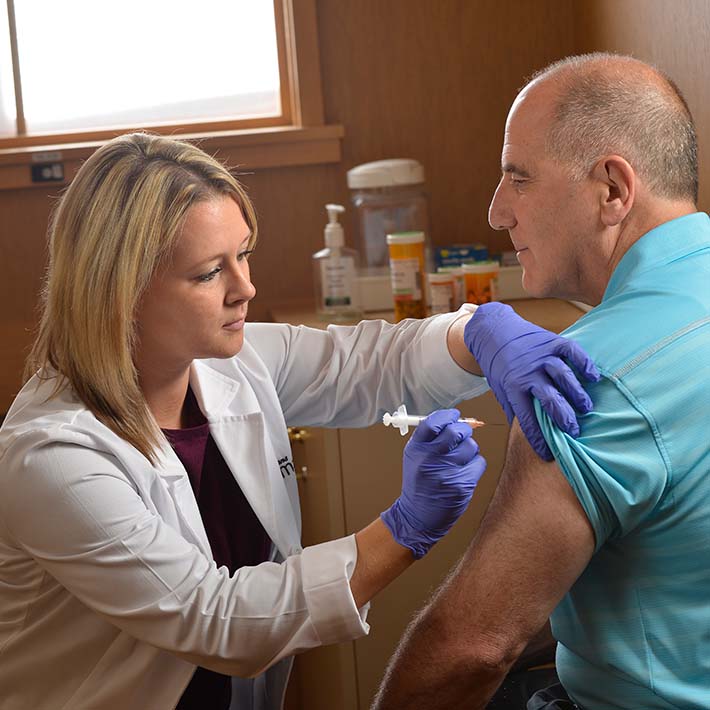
[1,0,290,142]
[0,0,342,185]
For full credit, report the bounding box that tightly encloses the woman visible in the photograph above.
[0,134,597,710]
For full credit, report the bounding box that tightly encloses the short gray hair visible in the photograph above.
[532,53,698,204]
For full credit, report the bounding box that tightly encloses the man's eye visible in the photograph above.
[510,176,526,186]
[197,267,222,282]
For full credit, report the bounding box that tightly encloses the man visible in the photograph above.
[373,53,710,710]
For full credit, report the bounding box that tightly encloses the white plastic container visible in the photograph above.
[437,266,465,309]
[347,159,431,274]
[427,272,455,314]
[313,204,363,322]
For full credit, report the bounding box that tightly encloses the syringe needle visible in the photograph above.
[460,417,486,429]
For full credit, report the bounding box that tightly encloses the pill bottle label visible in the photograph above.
[389,257,423,300]
[430,281,454,314]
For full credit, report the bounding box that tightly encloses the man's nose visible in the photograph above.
[488,181,515,231]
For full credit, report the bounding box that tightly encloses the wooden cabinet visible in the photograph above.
[276,300,586,710]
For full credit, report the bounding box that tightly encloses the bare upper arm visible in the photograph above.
[432,420,596,663]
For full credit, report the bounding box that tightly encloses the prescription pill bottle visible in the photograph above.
[461,261,500,304]
[437,266,465,309]
[387,231,426,321]
[427,272,455,315]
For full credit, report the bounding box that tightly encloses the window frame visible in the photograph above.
[0,0,342,186]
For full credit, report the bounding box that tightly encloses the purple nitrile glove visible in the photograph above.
[380,409,486,559]
[464,302,600,461]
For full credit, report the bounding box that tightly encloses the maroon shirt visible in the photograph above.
[164,388,272,710]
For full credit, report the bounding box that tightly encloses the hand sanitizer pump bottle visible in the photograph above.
[313,204,363,322]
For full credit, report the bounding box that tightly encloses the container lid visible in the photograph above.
[386,230,425,245]
[461,261,500,273]
[347,159,425,189]
[427,272,454,283]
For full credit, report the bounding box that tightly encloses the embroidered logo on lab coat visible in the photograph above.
[277,456,295,479]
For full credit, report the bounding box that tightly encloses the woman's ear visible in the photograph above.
[592,155,635,227]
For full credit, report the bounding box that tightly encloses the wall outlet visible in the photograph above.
[30,163,64,183]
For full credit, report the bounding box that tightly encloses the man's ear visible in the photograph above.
[591,155,635,227]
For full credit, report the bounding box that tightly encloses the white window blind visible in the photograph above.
[0,0,282,138]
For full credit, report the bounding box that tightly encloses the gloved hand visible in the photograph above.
[464,302,600,461]
[381,409,486,559]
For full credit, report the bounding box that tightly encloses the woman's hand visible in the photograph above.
[464,302,600,461]
[380,410,486,559]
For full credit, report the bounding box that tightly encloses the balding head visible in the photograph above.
[526,53,698,204]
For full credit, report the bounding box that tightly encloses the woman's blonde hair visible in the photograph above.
[25,132,257,463]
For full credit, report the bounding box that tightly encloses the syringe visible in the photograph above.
[382,403,485,436]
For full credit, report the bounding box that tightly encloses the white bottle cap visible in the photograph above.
[347,159,425,189]
[461,261,500,274]
[325,204,345,248]
[386,230,425,245]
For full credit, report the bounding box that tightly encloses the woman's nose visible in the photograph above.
[226,263,256,303]
[488,180,516,231]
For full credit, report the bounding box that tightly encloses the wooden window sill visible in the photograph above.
[0,123,344,191]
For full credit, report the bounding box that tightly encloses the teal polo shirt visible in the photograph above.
[535,212,710,709]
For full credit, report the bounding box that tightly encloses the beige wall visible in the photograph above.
[1,0,709,413]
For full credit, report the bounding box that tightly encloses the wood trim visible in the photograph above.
[273,0,294,125]
[283,0,326,126]
[0,124,344,191]
[6,0,25,135]
[0,115,292,151]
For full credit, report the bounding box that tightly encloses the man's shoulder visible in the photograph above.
[563,283,709,378]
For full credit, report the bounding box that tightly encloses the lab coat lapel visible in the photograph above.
[92,417,214,559]
[210,414,301,559]
[191,363,302,559]
[153,443,213,557]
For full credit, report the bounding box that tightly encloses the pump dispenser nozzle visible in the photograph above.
[324,204,345,248]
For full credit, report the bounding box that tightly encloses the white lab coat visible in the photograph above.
[0,311,486,710]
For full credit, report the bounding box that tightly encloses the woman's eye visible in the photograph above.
[197,267,222,282]
[238,249,255,262]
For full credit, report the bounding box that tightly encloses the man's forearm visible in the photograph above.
[372,588,520,710]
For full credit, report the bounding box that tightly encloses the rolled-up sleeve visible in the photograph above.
[534,378,669,551]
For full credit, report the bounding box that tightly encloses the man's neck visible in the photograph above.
[583,200,697,305]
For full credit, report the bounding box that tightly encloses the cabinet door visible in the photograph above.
[285,426,360,710]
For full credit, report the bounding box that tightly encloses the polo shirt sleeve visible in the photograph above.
[534,378,669,552]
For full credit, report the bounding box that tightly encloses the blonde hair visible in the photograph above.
[25,133,257,463]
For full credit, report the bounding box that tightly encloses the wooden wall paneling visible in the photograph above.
[573,0,710,212]
[316,0,577,256]
[241,162,349,321]
[0,188,56,410]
